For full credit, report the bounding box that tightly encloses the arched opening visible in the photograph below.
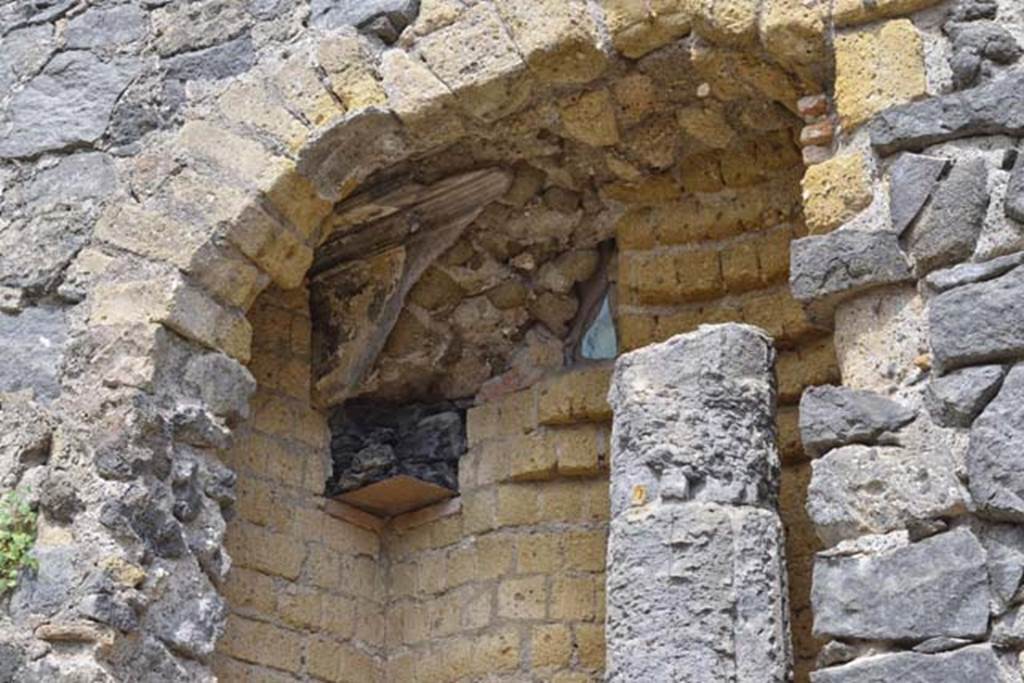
[208,6,835,679]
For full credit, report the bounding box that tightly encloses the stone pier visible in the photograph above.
[605,324,791,682]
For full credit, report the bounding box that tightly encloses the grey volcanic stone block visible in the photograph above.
[65,4,147,49]
[0,52,139,159]
[163,35,255,82]
[923,250,1024,293]
[978,522,1024,608]
[888,153,950,234]
[929,265,1024,371]
[807,445,966,545]
[1007,153,1024,223]
[967,365,1024,520]
[0,306,67,401]
[925,364,1005,427]
[607,325,790,682]
[608,503,790,682]
[311,0,419,42]
[812,528,989,641]
[799,385,916,457]
[811,645,1014,683]
[607,324,779,512]
[905,157,990,275]
[869,71,1024,155]
[790,231,912,308]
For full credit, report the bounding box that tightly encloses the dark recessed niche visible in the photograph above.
[326,400,469,500]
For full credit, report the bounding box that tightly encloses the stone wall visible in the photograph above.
[215,285,386,681]
[791,0,1024,679]
[4,0,1024,681]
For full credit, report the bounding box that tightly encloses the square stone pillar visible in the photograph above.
[605,324,792,682]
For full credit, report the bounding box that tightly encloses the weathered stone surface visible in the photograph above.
[0,24,55,96]
[925,364,1005,428]
[790,230,912,307]
[811,644,1014,683]
[929,265,1024,370]
[949,0,998,21]
[966,365,1024,520]
[807,445,966,544]
[888,153,950,234]
[0,52,139,158]
[311,0,420,40]
[608,503,790,682]
[107,73,186,148]
[415,3,530,122]
[833,19,927,130]
[22,153,119,208]
[1007,153,1024,223]
[978,522,1024,608]
[948,22,1022,90]
[924,250,1024,293]
[905,157,990,275]
[494,0,607,84]
[163,35,256,82]
[870,71,1024,155]
[608,325,779,513]
[145,567,226,660]
[182,352,256,423]
[0,391,53,489]
[801,150,873,234]
[812,528,989,641]
[0,307,67,401]
[799,385,916,457]
[327,400,466,495]
[65,4,147,49]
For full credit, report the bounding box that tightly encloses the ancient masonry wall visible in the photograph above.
[1,0,1024,681]
[791,0,1024,678]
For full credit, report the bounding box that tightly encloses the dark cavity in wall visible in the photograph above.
[326,399,469,498]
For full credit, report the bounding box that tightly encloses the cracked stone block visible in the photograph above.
[607,324,780,513]
[904,157,990,276]
[790,230,912,312]
[966,365,1024,521]
[607,324,790,682]
[812,528,989,641]
[869,71,1024,155]
[807,444,966,545]
[888,152,950,234]
[0,52,139,159]
[929,264,1024,371]
[924,364,1005,428]
[799,385,916,457]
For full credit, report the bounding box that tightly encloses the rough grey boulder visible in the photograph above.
[0,52,139,159]
[0,391,53,488]
[799,385,916,457]
[888,153,950,234]
[966,365,1024,520]
[790,231,912,308]
[929,265,1024,371]
[948,23,1022,90]
[869,70,1024,155]
[607,324,779,513]
[812,528,990,641]
[811,645,1015,683]
[904,157,990,275]
[925,364,1005,427]
[1007,153,1024,223]
[807,445,966,545]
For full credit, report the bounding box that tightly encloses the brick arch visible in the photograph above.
[68,1,908,679]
